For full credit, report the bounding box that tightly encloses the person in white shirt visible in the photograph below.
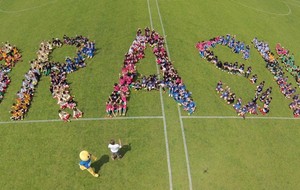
[108,139,122,160]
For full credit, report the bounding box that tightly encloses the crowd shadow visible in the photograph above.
[119,143,131,158]
[91,154,109,173]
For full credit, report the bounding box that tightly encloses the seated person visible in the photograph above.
[58,110,70,122]
[73,107,83,119]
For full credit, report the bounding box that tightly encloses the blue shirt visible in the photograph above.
[188,102,195,108]
[79,159,91,169]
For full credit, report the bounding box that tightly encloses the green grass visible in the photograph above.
[185,119,300,189]
[0,0,300,189]
[0,120,169,189]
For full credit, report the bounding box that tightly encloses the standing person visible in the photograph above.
[108,139,122,160]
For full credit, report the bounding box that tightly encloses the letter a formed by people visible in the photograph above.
[106,27,195,118]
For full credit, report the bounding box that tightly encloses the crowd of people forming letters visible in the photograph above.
[0,43,22,103]
[10,35,95,121]
[196,34,299,118]
[196,34,251,77]
[252,38,300,117]
[8,27,196,121]
[4,31,300,120]
[106,27,196,117]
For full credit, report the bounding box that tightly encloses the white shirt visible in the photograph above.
[108,144,121,153]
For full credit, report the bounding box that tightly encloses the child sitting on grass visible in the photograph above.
[73,107,83,119]
[59,110,70,122]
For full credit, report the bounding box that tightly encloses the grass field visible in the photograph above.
[0,0,300,189]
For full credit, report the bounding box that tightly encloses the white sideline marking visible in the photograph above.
[181,116,299,120]
[1,115,298,125]
[0,116,163,125]
[0,0,58,13]
[229,0,292,16]
[177,105,193,190]
[155,0,193,189]
[147,0,153,30]
[147,1,173,189]
[286,0,300,8]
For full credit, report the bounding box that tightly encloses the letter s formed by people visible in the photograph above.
[196,35,273,117]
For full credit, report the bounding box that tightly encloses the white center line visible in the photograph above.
[181,116,300,120]
[147,0,153,29]
[0,116,164,125]
[155,0,193,189]
[147,1,173,189]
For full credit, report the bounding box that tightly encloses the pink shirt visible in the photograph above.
[114,85,120,92]
[121,86,129,92]
[119,78,126,86]
[106,104,112,110]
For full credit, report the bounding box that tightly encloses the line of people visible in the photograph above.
[0,42,22,69]
[10,35,94,121]
[252,38,299,117]
[131,75,162,91]
[217,82,236,105]
[218,34,250,60]
[196,34,250,60]
[152,28,195,115]
[106,28,145,117]
[275,43,300,86]
[254,81,272,115]
[0,70,10,102]
[289,95,300,117]
[10,67,38,120]
[216,81,256,118]
[216,80,272,118]
[196,38,253,78]
[106,27,196,117]
[50,36,94,121]
[0,43,22,103]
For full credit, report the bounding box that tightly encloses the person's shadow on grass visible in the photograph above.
[119,143,131,158]
[92,155,109,173]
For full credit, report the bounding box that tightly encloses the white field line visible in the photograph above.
[0,0,58,13]
[181,116,300,120]
[286,0,300,8]
[0,116,163,125]
[177,105,193,190]
[158,70,173,190]
[147,1,173,190]
[1,115,297,125]
[147,0,154,29]
[155,0,193,189]
[229,0,291,16]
